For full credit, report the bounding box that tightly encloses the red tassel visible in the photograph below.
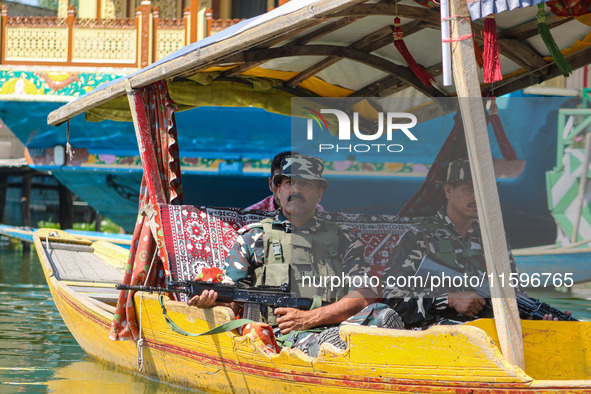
[483,15,502,83]
[473,35,483,68]
[393,17,434,87]
[489,98,517,160]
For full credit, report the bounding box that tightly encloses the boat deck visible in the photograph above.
[44,241,124,283]
[42,239,124,309]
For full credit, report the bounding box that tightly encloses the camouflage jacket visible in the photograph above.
[382,207,522,328]
[224,211,370,293]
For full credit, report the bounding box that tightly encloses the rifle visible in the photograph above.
[414,256,577,321]
[116,280,327,322]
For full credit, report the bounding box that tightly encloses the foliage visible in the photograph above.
[37,0,58,11]
[36,220,60,229]
[36,218,124,234]
[36,0,80,11]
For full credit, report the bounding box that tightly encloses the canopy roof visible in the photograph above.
[48,0,591,125]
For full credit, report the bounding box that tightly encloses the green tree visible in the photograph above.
[37,0,58,10]
[36,0,80,11]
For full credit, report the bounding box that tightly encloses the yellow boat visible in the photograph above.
[39,0,591,390]
[34,228,591,392]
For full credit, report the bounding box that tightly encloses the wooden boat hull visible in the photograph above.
[34,230,591,392]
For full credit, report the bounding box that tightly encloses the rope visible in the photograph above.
[137,247,157,371]
[45,231,59,251]
[442,34,472,43]
[137,292,144,371]
[65,121,74,162]
[440,15,472,43]
[440,15,469,21]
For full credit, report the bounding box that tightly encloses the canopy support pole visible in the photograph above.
[449,0,525,369]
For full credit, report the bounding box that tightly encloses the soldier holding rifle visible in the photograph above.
[189,154,402,355]
[382,158,571,328]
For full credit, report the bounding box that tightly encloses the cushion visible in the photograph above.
[157,204,413,282]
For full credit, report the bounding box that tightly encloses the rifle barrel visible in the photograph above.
[116,284,189,294]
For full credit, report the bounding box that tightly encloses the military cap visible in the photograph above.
[445,158,472,184]
[272,154,328,189]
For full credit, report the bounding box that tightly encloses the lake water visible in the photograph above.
[0,241,194,393]
[0,239,590,393]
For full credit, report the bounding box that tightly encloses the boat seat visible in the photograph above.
[155,204,414,294]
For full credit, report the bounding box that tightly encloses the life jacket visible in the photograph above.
[252,218,345,325]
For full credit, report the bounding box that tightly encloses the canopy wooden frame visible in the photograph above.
[47,0,591,370]
[47,0,590,125]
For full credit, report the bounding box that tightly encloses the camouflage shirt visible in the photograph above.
[224,211,370,292]
[382,207,522,328]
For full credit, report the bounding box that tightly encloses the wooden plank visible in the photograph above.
[293,15,360,45]
[287,57,340,87]
[224,45,445,97]
[287,23,406,87]
[49,247,124,283]
[48,242,94,252]
[222,19,332,78]
[450,0,524,369]
[498,38,549,76]
[353,75,402,97]
[488,45,591,97]
[129,1,369,92]
[502,14,572,41]
[333,4,440,26]
[52,249,84,280]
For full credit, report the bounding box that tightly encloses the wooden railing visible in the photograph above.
[0,5,244,69]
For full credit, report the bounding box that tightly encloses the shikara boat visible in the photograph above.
[34,228,591,392]
[38,0,591,391]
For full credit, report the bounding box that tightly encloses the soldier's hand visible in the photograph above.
[543,311,572,321]
[448,291,486,317]
[187,289,218,309]
[274,307,317,334]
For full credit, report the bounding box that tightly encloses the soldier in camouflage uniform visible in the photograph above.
[382,158,524,328]
[190,154,402,355]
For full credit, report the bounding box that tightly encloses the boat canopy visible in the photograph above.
[48,0,591,126]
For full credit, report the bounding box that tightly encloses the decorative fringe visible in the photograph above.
[473,35,484,68]
[393,17,435,87]
[537,3,572,77]
[489,98,517,161]
[483,14,502,83]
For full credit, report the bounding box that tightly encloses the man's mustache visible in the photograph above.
[288,193,306,203]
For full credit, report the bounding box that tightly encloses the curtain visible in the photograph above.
[109,81,183,341]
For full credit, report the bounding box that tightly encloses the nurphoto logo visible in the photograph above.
[304,108,419,153]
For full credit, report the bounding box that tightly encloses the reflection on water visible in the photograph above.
[0,241,194,393]
[47,361,195,393]
[0,239,590,393]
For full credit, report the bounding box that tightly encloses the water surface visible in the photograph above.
[0,242,192,393]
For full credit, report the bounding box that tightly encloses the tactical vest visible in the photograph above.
[413,218,494,321]
[253,218,345,325]
[414,218,485,274]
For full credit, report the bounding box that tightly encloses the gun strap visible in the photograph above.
[158,294,253,337]
[310,296,322,310]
